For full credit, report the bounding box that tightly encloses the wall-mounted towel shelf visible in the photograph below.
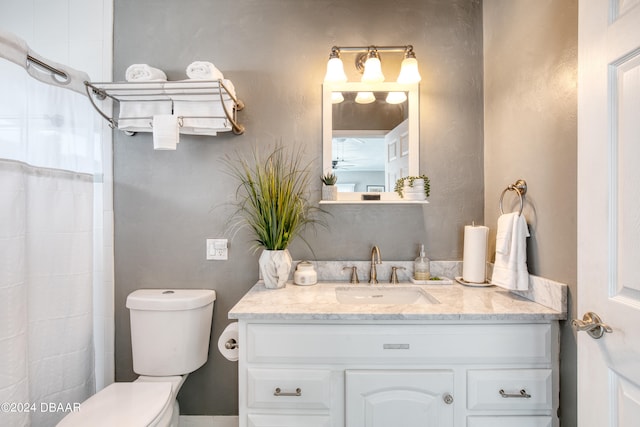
[84,79,245,135]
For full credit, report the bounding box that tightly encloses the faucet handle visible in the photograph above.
[343,266,359,284]
[389,266,406,284]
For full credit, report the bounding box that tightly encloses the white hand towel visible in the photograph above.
[125,64,167,81]
[491,212,530,290]
[152,115,179,150]
[186,61,224,80]
[495,213,514,255]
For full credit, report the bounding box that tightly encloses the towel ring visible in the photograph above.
[499,179,527,215]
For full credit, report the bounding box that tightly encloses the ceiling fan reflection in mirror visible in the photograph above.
[332,158,357,169]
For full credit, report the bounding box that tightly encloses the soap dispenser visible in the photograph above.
[414,244,430,281]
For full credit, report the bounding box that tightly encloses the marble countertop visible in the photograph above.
[228,280,567,321]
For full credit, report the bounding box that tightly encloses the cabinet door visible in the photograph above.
[346,370,454,427]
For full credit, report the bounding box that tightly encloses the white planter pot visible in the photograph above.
[259,249,292,289]
[322,184,338,201]
[402,180,425,200]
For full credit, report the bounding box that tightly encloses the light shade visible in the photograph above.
[386,91,407,104]
[324,57,347,83]
[331,92,345,104]
[361,50,385,83]
[397,57,421,84]
[355,91,376,104]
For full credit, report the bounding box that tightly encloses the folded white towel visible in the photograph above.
[125,64,167,82]
[186,61,224,80]
[173,99,234,135]
[118,100,172,132]
[166,79,236,100]
[491,212,530,291]
[152,115,179,150]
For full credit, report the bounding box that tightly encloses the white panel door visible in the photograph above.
[577,1,640,426]
[385,118,409,190]
[346,370,454,427]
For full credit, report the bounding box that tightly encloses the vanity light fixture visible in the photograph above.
[396,46,422,84]
[324,47,348,83]
[323,45,421,104]
[360,47,385,83]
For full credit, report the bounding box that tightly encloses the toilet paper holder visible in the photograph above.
[225,338,238,350]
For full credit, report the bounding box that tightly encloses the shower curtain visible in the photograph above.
[0,57,103,426]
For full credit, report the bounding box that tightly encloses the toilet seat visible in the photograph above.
[56,382,173,427]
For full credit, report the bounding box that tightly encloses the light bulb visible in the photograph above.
[355,91,376,104]
[397,57,421,84]
[386,91,407,104]
[331,92,344,104]
[324,57,347,83]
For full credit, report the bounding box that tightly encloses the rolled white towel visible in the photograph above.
[186,61,224,80]
[125,64,167,82]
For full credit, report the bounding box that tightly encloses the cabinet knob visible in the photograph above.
[443,393,454,404]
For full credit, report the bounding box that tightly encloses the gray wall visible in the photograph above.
[113,0,484,415]
[483,1,578,426]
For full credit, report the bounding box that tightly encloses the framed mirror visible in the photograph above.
[322,82,420,203]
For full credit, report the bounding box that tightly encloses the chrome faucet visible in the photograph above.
[369,245,382,284]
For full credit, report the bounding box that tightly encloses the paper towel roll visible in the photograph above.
[462,225,489,283]
[217,322,239,362]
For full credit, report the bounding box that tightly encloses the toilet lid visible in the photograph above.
[57,382,172,427]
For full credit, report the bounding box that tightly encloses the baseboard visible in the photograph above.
[179,415,239,427]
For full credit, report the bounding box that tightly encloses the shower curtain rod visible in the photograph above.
[0,29,90,95]
[26,54,68,80]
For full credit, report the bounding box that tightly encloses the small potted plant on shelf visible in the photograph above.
[224,143,327,289]
[321,171,338,201]
[394,174,431,200]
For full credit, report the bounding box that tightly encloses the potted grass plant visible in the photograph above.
[321,171,338,201]
[224,143,326,289]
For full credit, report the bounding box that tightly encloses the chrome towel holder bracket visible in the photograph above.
[499,179,527,215]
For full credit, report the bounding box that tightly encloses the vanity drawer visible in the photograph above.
[247,323,552,364]
[467,416,552,427]
[248,414,331,427]
[247,368,333,410]
[467,369,552,411]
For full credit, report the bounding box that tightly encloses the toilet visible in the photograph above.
[57,288,216,427]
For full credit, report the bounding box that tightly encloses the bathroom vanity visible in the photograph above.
[229,281,566,427]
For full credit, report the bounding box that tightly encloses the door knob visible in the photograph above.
[572,311,612,339]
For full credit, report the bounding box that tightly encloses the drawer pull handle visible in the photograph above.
[383,344,410,350]
[274,387,302,397]
[499,389,531,399]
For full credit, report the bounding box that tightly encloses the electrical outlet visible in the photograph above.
[206,239,228,260]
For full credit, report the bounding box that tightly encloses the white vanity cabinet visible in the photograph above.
[236,321,559,427]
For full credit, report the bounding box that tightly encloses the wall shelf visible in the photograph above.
[319,200,429,205]
[84,79,245,135]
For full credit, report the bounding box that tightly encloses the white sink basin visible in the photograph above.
[335,286,440,305]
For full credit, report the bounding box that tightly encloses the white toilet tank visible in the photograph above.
[126,289,216,376]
